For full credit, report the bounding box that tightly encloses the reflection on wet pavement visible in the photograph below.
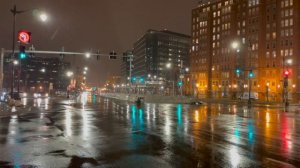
[0,96,300,167]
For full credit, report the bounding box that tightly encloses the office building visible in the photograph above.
[191,0,300,101]
[132,29,191,83]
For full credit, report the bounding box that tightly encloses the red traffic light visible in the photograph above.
[18,30,31,44]
[284,70,289,77]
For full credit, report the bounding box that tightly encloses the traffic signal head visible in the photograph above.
[284,70,289,77]
[235,68,241,74]
[249,70,254,78]
[178,81,183,87]
[140,77,145,83]
[109,52,117,59]
[19,45,27,59]
[132,77,137,82]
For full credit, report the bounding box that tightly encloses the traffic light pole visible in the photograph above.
[284,76,288,107]
[129,55,133,92]
[10,5,26,98]
[248,74,252,106]
[2,49,131,95]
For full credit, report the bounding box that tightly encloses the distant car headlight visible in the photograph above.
[34,93,38,98]
[23,93,27,97]
[45,93,49,97]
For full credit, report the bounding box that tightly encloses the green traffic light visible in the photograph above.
[178,81,183,87]
[19,52,26,59]
[249,72,254,78]
[140,77,145,83]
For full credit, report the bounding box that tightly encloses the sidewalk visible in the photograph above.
[200,98,300,108]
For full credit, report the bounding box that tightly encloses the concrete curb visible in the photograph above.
[199,98,300,108]
[100,93,196,104]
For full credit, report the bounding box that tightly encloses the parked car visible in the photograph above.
[238,92,258,100]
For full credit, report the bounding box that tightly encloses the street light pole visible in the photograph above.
[248,74,252,105]
[10,5,48,98]
[282,54,289,107]
[248,41,253,106]
[129,54,133,93]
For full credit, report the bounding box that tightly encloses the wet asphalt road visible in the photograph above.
[0,95,300,168]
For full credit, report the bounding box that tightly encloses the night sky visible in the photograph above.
[0,0,197,86]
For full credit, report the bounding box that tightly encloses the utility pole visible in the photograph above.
[129,54,133,93]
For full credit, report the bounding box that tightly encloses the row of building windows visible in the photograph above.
[281,0,293,8]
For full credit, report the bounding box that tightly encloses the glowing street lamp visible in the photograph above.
[66,71,74,77]
[85,53,91,58]
[287,59,293,65]
[39,12,48,22]
[231,41,239,50]
[13,60,19,65]
[166,62,172,69]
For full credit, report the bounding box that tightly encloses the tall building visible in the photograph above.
[191,0,300,101]
[132,29,191,82]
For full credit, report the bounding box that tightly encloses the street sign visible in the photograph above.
[18,30,31,44]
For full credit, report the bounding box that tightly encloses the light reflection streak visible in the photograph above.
[139,108,144,130]
[131,105,137,131]
[248,120,254,144]
[22,98,27,106]
[126,105,130,120]
[266,112,270,128]
[65,109,73,137]
[8,115,18,145]
[152,104,156,121]
[195,110,199,122]
[146,105,150,121]
[45,98,49,110]
[37,98,42,107]
[164,113,171,143]
[81,109,90,140]
[177,104,182,125]
[229,147,240,168]
[81,92,88,108]
[40,112,44,119]
[281,113,292,155]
